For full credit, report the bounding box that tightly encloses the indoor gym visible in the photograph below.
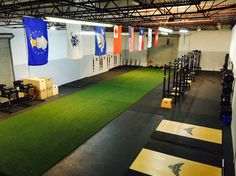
[0,1,236,176]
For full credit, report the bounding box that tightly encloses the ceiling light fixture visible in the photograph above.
[45,17,113,27]
[80,31,95,35]
[197,27,201,31]
[50,26,56,30]
[158,27,173,33]
[179,29,188,33]
[121,32,129,36]
[160,32,168,35]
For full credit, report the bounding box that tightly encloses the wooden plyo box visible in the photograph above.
[161,98,172,109]
[18,92,25,98]
[23,78,47,91]
[35,89,47,100]
[38,77,53,89]
[52,85,59,96]
[187,80,192,86]
[28,87,35,96]
[47,88,53,98]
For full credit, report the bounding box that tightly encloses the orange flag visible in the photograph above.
[113,25,122,54]
[154,30,159,47]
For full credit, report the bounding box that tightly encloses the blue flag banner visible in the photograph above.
[23,17,48,66]
[95,26,107,56]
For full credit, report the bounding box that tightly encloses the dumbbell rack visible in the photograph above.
[0,81,36,114]
[220,66,234,125]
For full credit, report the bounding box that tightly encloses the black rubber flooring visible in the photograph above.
[60,66,137,95]
[127,71,234,176]
[1,67,234,176]
[0,99,44,120]
[44,69,235,176]
[151,130,222,155]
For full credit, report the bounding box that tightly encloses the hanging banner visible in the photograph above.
[128,26,134,52]
[113,25,122,54]
[67,24,82,59]
[154,30,159,47]
[139,27,145,51]
[147,28,152,48]
[95,26,107,56]
[23,17,48,66]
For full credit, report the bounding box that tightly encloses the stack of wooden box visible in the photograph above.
[39,77,53,98]
[52,85,59,96]
[23,78,47,100]
[22,77,59,100]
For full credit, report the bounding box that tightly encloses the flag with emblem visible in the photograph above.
[66,24,82,59]
[95,26,107,56]
[113,25,122,54]
[154,30,159,47]
[23,17,48,66]
[139,27,145,51]
[128,26,134,52]
[147,28,152,48]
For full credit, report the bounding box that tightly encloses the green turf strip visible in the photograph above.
[0,68,163,176]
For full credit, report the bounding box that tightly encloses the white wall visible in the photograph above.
[178,30,232,71]
[229,25,236,174]
[148,35,179,66]
[0,27,142,86]
[122,33,148,66]
[0,39,14,86]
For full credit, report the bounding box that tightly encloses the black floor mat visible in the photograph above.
[62,66,137,88]
[0,99,43,118]
[144,140,222,167]
[126,170,150,176]
[151,131,222,155]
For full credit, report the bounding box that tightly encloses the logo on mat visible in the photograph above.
[184,127,194,135]
[168,163,184,176]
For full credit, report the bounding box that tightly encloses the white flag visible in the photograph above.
[114,25,118,38]
[67,24,82,59]
[147,28,152,48]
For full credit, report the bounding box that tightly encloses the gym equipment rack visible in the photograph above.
[162,50,201,104]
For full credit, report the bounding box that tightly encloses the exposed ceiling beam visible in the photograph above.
[0,0,235,29]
